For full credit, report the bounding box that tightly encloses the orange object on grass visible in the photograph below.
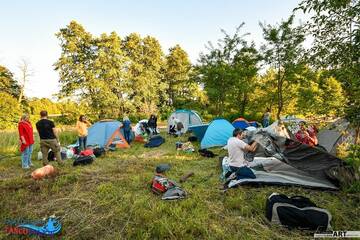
[31,165,56,180]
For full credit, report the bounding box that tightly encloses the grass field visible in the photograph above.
[0,130,359,239]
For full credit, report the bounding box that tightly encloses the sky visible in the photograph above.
[0,0,302,99]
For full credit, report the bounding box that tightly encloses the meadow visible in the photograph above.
[0,130,359,239]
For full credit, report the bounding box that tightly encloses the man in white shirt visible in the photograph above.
[227,128,258,179]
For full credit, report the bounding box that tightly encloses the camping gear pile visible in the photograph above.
[176,142,195,153]
[151,164,187,200]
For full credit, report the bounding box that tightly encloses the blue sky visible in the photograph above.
[0,0,301,98]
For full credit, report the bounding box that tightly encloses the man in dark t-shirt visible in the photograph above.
[36,110,63,165]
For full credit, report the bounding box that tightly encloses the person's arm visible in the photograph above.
[18,124,26,144]
[244,141,257,152]
[51,121,60,143]
[306,131,317,145]
[53,128,60,143]
[85,120,91,127]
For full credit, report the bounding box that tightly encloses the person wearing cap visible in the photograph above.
[227,128,258,179]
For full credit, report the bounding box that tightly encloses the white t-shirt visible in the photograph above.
[227,137,249,167]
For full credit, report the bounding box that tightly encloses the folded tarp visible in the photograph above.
[228,158,338,190]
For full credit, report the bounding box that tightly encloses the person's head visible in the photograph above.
[20,113,29,122]
[79,115,86,122]
[233,128,245,139]
[40,110,48,119]
[299,121,307,131]
[123,116,129,122]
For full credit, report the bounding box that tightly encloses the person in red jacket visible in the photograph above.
[295,121,317,147]
[18,114,35,169]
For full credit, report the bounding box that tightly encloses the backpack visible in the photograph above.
[80,149,94,156]
[93,147,105,157]
[73,155,94,166]
[265,193,332,231]
[48,151,55,161]
[151,174,175,194]
[198,149,216,158]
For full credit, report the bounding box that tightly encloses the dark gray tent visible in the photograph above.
[226,130,353,190]
[317,118,355,156]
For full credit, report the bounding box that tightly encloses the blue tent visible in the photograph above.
[232,118,250,130]
[200,119,234,149]
[188,124,209,141]
[85,120,133,147]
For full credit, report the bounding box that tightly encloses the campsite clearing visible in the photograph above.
[0,130,359,239]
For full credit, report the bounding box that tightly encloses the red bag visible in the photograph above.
[80,149,94,156]
[151,174,175,194]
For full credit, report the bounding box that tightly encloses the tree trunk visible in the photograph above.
[240,93,248,116]
[355,126,360,145]
[277,70,283,120]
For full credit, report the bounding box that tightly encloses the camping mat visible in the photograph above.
[228,158,338,190]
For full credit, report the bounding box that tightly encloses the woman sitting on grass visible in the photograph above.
[18,114,34,169]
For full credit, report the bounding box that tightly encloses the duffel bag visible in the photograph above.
[265,193,332,231]
[73,155,94,166]
[93,147,105,157]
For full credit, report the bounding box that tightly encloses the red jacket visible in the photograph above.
[18,121,34,152]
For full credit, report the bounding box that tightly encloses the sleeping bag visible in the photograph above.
[144,135,165,148]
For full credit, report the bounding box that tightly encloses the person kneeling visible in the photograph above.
[227,128,257,180]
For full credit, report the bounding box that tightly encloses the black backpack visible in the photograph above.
[198,149,216,158]
[93,147,105,157]
[73,155,94,166]
[265,193,332,231]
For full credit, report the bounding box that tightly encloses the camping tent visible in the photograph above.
[188,124,209,141]
[233,117,260,130]
[85,120,131,148]
[201,119,234,149]
[167,109,203,133]
[225,131,353,190]
[317,118,355,155]
[232,118,250,129]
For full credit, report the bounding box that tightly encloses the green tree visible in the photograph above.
[260,15,306,119]
[54,21,128,118]
[0,65,20,98]
[122,34,166,116]
[197,24,260,116]
[163,44,192,108]
[297,0,360,142]
[0,92,22,129]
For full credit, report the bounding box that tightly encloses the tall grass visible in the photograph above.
[0,131,359,239]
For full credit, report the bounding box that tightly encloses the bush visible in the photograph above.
[0,93,22,130]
